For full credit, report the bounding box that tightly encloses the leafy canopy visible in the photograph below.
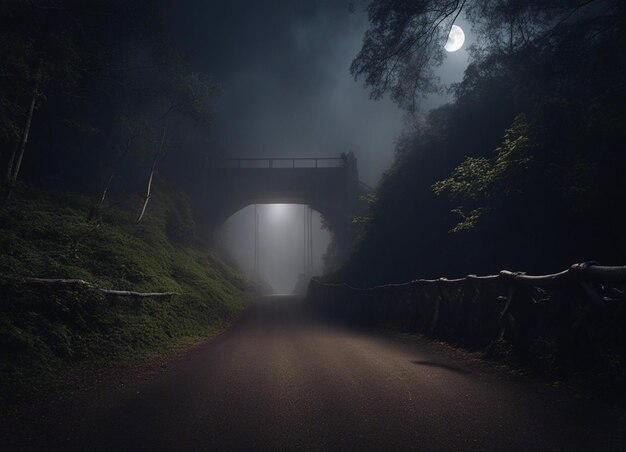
[432,114,535,231]
[352,0,623,112]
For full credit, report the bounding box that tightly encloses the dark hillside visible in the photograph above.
[0,182,257,404]
[337,6,626,285]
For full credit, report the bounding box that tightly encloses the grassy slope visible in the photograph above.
[0,181,256,404]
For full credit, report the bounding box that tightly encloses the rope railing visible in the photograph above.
[307,262,626,368]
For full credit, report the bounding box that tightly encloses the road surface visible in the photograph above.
[2,296,624,451]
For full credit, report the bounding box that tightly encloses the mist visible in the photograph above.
[218,204,330,294]
[168,2,470,291]
[3,1,625,447]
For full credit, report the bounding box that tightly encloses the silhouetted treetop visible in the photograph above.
[352,0,624,112]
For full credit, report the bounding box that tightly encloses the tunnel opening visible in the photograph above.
[215,204,331,295]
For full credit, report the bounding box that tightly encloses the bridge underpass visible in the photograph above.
[198,154,370,282]
[6,156,625,451]
[217,203,330,293]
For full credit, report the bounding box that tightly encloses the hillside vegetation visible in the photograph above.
[339,1,626,285]
[0,182,256,404]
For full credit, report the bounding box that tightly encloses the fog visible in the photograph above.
[169,1,472,290]
[218,204,331,294]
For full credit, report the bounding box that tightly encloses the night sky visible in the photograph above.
[3,3,625,442]
[169,1,468,184]
[168,1,472,291]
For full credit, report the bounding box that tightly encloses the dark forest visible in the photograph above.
[1,1,625,450]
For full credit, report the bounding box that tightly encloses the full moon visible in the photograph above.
[444,25,465,52]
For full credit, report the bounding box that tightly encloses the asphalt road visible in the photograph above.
[3,296,625,451]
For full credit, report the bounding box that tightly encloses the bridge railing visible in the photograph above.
[217,158,345,169]
[308,262,626,368]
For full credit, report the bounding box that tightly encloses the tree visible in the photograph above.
[1,1,87,201]
[352,0,623,112]
[88,117,150,222]
[135,70,217,225]
[0,1,168,203]
[351,0,467,112]
[338,0,626,283]
[432,114,535,232]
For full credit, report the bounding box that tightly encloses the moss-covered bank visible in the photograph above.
[0,182,256,404]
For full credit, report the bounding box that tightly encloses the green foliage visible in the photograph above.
[353,0,623,112]
[351,192,378,235]
[432,114,535,231]
[491,115,534,190]
[338,2,626,285]
[0,184,256,404]
[447,207,486,233]
[352,215,372,226]
[360,192,378,206]
[432,157,494,201]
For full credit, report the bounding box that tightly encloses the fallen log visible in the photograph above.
[21,277,177,298]
[99,289,177,298]
[23,277,97,288]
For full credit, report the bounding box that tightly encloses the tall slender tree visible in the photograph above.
[135,71,216,225]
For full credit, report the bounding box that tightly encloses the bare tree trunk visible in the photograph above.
[6,58,44,202]
[4,141,19,187]
[136,125,166,225]
[88,137,133,221]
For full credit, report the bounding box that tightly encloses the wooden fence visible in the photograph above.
[307,262,626,368]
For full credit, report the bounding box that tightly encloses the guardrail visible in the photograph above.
[217,158,345,169]
[308,262,626,368]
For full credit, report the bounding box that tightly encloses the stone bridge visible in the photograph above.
[197,153,370,266]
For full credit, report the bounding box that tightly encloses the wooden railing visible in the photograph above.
[308,262,626,368]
